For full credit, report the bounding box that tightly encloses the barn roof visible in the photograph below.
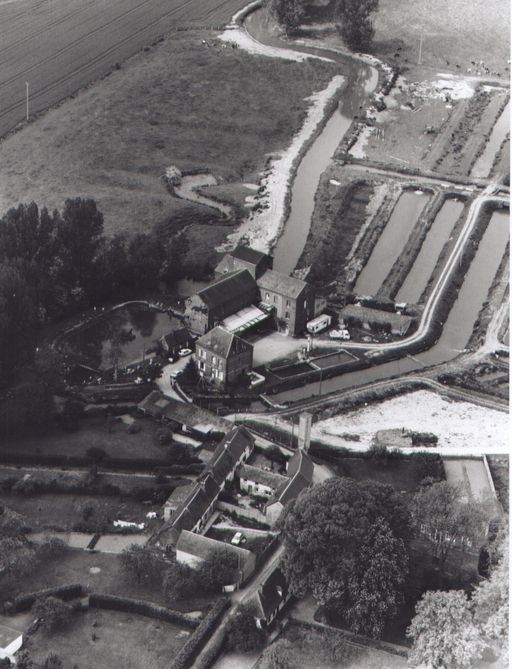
[197,269,256,309]
[257,269,307,299]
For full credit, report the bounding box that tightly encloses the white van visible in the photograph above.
[306,314,332,334]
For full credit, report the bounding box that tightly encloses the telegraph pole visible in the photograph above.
[418,33,424,66]
[25,81,29,121]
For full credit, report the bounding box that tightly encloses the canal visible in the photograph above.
[272,209,509,404]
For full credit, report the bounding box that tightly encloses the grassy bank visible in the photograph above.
[0,29,337,238]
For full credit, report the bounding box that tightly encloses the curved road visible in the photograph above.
[0,0,246,137]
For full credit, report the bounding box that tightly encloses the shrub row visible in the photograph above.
[7,584,84,614]
[0,450,204,475]
[88,593,198,629]
[169,598,230,669]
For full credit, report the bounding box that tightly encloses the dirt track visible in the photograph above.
[0,0,246,137]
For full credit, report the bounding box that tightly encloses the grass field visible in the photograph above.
[3,415,167,461]
[373,0,510,74]
[26,608,188,669]
[0,28,337,238]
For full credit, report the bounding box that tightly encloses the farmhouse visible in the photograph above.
[195,326,253,389]
[265,450,314,526]
[257,270,315,335]
[251,567,291,629]
[215,246,273,279]
[238,464,287,499]
[157,427,255,545]
[184,270,257,335]
[176,530,256,583]
[341,304,414,336]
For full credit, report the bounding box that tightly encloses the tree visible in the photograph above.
[60,399,84,432]
[119,544,163,584]
[164,559,198,601]
[344,520,409,638]
[14,650,34,669]
[269,0,307,35]
[407,590,485,668]
[160,232,190,285]
[280,478,412,638]
[266,444,287,469]
[225,604,266,652]
[198,549,239,592]
[33,596,73,633]
[411,481,490,570]
[334,0,379,51]
[472,533,508,646]
[180,358,200,388]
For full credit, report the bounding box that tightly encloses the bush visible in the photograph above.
[86,447,107,462]
[32,596,74,633]
[155,428,174,446]
[88,593,197,629]
[128,422,141,434]
[164,560,198,602]
[226,604,266,652]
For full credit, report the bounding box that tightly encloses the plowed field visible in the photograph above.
[0,0,247,136]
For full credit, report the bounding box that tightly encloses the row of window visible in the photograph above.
[197,348,223,369]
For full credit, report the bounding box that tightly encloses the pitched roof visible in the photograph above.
[176,529,253,564]
[138,391,230,433]
[209,427,255,485]
[197,269,256,309]
[170,473,220,533]
[196,326,252,359]
[230,246,270,265]
[257,269,307,299]
[253,568,289,620]
[341,304,413,329]
[239,464,287,489]
[164,482,196,509]
[268,450,314,507]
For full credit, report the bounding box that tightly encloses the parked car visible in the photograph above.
[178,348,192,357]
[231,531,246,545]
[329,329,351,340]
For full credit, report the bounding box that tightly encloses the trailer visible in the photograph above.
[306,314,332,334]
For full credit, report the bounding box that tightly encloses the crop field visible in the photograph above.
[0,0,248,137]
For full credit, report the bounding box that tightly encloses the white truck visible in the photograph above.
[306,314,332,334]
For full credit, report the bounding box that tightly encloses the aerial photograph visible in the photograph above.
[0,0,509,667]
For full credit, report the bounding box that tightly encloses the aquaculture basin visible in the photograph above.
[354,191,430,296]
[395,198,465,304]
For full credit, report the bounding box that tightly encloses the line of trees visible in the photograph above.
[269,0,380,51]
[0,198,205,391]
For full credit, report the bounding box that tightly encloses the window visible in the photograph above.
[286,300,290,307]
[285,311,290,320]
[199,361,204,370]
[212,356,217,365]
[218,371,224,381]
[265,292,270,300]
[273,295,277,303]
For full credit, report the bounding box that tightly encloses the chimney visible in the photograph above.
[298,412,312,452]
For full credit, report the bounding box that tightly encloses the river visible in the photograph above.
[271,209,509,404]
[244,8,379,275]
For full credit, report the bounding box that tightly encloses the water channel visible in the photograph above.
[395,198,465,304]
[271,209,509,404]
[471,100,510,179]
[244,8,379,276]
[353,190,430,296]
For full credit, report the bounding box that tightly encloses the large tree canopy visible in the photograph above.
[335,0,379,52]
[269,0,307,35]
[280,477,412,638]
[407,590,485,669]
